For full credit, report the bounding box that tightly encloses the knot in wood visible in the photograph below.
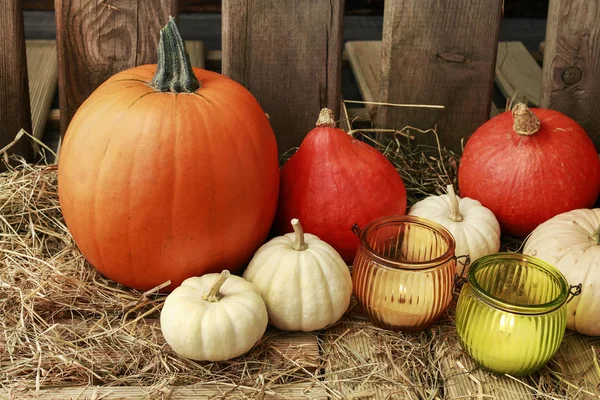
[562,66,583,85]
[436,52,471,64]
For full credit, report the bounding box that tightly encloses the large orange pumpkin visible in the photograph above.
[58,18,279,292]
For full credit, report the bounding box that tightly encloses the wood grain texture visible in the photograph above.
[45,39,203,133]
[376,0,503,151]
[496,41,542,107]
[4,383,328,399]
[0,0,32,160]
[345,41,381,119]
[55,0,178,134]
[185,40,205,69]
[26,40,58,141]
[0,318,321,373]
[541,0,600,150]
[222,0,344,154]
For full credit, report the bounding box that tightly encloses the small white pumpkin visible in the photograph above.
[409,184,501,270]
[160,270,268,361]
[523,208,600,336]
[243,219,352,331]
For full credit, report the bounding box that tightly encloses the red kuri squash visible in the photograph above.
[458,103,600,237]
[58,18,279,292]
[276,108,407,263]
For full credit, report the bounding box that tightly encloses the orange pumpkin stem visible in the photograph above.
[446,184,463,222]
[151,16,200,93]
[291,219,308,251]
[592,225,600,245]
[512,103,540,136]
[316,108,336,128]
[203,270,230,302]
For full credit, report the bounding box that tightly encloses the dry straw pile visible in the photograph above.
[0,130,597,399]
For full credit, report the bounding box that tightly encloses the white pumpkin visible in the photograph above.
[409,184,501,271]
[160,270,268,361]
[243,219,352,331]
[523,208,600,336]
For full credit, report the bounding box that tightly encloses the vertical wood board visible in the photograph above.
[541,0,600,150]
[55,0,178,134]
[0,0,32,160]
[222,0,345,154]
[376,0,503,151]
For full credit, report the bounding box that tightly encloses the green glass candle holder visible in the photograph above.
[455,253,580,376]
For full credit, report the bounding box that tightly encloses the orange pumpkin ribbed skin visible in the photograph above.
[58,66,279,292]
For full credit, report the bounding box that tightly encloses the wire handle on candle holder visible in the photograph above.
[351,224,362,237]
[567,283,582,303]
[453,254,471,290]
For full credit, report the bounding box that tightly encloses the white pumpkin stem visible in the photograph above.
[316,108,336,128]
[446,184,463,222]
[593,225,600,245]
[291,218,309,251]
[203,270,230,302]
[512,103,540,136]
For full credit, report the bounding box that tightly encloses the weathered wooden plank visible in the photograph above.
[496,41,542,107]
[541,0,600,150]
[0,319,321,372]
[345,41,381,120]
[185,40,205,69]
[4,382,328,399]
[375,0,502,150]
[222,0,344,154]
[25,40,58,142]
[45,40,204,137]
[322,320,423,399]
[549,332,600,399]
[55,0,178,135]
[345,41,533,126]
[0,0,32,161]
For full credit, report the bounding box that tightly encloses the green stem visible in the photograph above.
[151,16,200,93]
[446,184,463,222]
[592,225,600,245]
[291,219,308,251]
[203,270,230,302]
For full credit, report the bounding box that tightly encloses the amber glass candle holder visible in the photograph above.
[352,215,457,331]
[455,253,580,376]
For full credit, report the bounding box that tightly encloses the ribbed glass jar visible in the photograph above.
[455,253,569,376]
[352,215,456,331]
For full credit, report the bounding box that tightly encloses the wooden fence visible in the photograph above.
[1,0,600,156]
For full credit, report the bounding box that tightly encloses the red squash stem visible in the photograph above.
[316,108,336,127]
[512,103,540,136]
